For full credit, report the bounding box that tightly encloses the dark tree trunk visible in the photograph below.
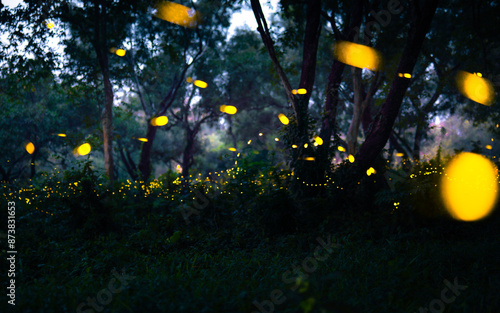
[30,152,36,179]
[93,0,114,182]
[355,0,439,170]
[317,0,364,175]
[138,122,158,181]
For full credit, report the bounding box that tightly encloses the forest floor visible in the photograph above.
[6,194,500,313]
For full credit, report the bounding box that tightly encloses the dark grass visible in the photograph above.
[1,163,499,313]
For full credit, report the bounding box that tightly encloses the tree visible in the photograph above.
[116,0,236,181]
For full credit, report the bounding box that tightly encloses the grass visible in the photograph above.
[1,160,499,313]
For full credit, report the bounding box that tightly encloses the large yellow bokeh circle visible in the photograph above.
[441,152,498,221]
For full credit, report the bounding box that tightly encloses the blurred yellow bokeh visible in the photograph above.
[138,138,148,142]
[228,147,237,151]
[76,143,91,156]
[194,80,207,88]
[338,146,346,152]
[57,133,66,137]
[151,116,168,126]
[46,20,54,29]
[25,142,35,155]
[398,73,412,78]
[456,70,495,106]
[155,1,201,28]
[292,89,297,95]
[278,113,289,125]
[333,41,382,71]
[314,136,323,145]
[366,167,376,176]
[486,145,492,150]
[297,88,307,94]
[348,154,355,163]
[292,145,297,148]
[186,77,193,83]
[396,152,404,157]
[303,157,315,161]
[221,105,237,115]
[441,152,498,221]
[115,49,126,57]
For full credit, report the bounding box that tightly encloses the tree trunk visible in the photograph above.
[317,0,364,174]
[101,63,114,182]
[355,0,439,170]
[138,122,158,181]
[29,151,36,179]
[94,0,114,182]
[347,67,364,154]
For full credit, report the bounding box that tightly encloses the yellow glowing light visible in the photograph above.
[338,146,346,152]
[292,89,297,95]
[297,88,307,94]
[314,136,323,145]
[115,49,126,57]
[456,70,495,106]
[57,133,66,137]
[46,21,54,29]
[155,1,201,28]
[194,80,207,88]
[248,140,252,144]
[292,145,298,148]
[76,143,91,156]
[278,113,289,125]
[348,154,355,163]
[259,133,263,136]
[398,73,412,78]
[275,138,279,141]
[304,143,308,148]
[138,138,148,142]
[333,41,382,71]
[25,142,35,155]
[475,72,483,77]
[396,152,404,157]
[186,77,193,83]
[486,145,492,150]
[313,142,318,146]
[441,152,498,221]
[366,167,376,176]
[151,116,168,126]
[223,105,237,115]
[303,157,315,161]
[228,147,237,152]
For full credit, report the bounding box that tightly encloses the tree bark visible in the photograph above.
[317,0,364,174]
[93,0,114,182]
[138,122,158,181]
[355,0,439,170]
